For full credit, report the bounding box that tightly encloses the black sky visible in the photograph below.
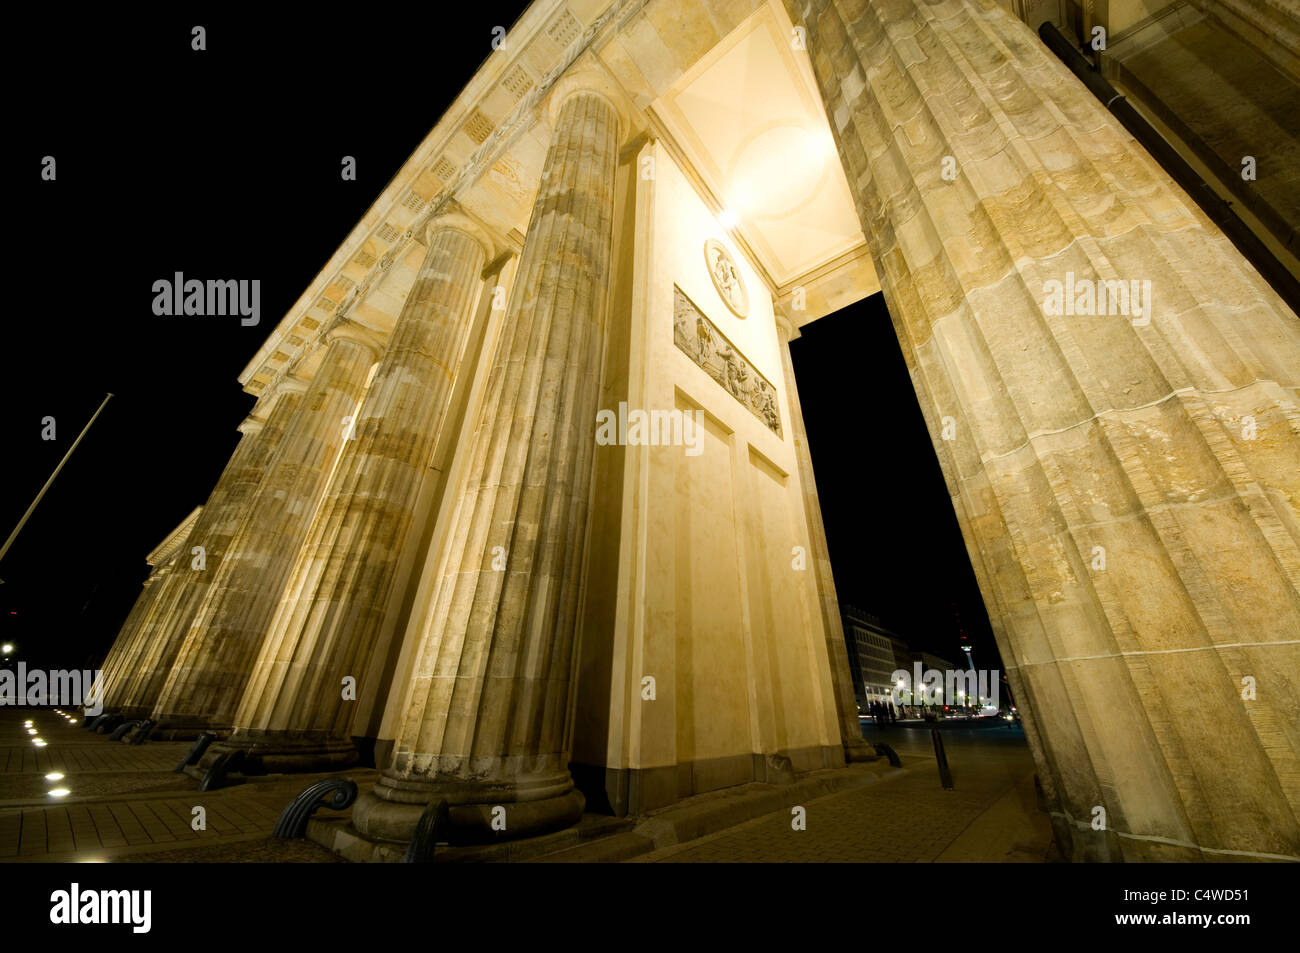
[790,296,998,667]
[5,7,996,675]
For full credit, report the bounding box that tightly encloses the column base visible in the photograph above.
[205,730,360,774]
[150,716,228,742]
[843,738,879,763]
[352,771,585,846]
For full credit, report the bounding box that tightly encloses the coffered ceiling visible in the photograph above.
[650,1,872,294]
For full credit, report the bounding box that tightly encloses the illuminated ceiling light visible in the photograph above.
[45,772,64,781]
[48,788,70,798]
[718,208,738,228]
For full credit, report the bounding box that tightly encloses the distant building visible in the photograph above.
[890,637,912,676]
[840,606,906,707]
[913,650,959,674]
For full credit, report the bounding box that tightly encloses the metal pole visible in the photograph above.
[0,393,114,565]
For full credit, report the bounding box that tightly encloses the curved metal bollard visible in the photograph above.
[272,778,360,839]
[199,750,244,791]
[403,800,450,863]
[873,742,902,767]
[174,732,216,772]
[109,719,142,741]
[127,719,156,745]
[95,714,124,735]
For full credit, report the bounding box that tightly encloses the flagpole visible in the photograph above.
[0,393,114,566]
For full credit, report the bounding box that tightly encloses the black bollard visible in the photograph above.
[931,728,954,790]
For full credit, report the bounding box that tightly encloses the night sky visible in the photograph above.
[5,7,996,676]
[791,297,997,667]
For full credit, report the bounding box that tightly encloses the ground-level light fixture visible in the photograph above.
[1,643,13,654]
[33,739,47,747]
[45,772,64,781]
[47,788,69,798]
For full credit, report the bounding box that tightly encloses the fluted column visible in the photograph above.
[353,88,622,844]
[775,316,875,763]
[789,0,1300,860]
[109,398,300,717]
[90,560,174,713]
[151,327,379,735]
[216,222,488,770]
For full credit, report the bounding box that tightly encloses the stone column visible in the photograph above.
[775,315,876,763]
[353,87,622,845]
[110,396,301,717]
[91,559,175,714]
[216,221,489,771]
[151,326,379,735]
[788,0,1300,860]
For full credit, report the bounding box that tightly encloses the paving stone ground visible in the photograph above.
[633,721,1054,863]
[0,709,1052,863]
[0,708,372,862]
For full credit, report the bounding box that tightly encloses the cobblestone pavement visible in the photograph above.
[0,708,374,862]
[634,722,1052,863]
[2,710,1051,863]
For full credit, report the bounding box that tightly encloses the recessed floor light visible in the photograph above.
[33,740,47,747]
[45,772,64,781]
[48,788,70,798]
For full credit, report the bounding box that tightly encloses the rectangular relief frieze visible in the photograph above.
[673,285,782,438]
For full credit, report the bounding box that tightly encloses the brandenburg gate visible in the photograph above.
[94,0,1300,861]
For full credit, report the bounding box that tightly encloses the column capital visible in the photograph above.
[774,312,798,342]
[275,374,310,397]
[424,208,494,263]
[323,315,384,360]
[547,63,633,145]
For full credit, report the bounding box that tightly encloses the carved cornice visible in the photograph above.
[412,0,649,238]
[147,506,203,568]
[240,0,652,399]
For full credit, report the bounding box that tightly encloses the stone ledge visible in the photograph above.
[539,760,906,862]
[305,760,907,863]
[306,811,636,863]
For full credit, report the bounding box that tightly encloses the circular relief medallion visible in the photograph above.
[704,238,749,318]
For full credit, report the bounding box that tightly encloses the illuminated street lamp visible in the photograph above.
[1,642,13,654]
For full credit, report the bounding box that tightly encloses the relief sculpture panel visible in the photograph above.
[673,285,782,438]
